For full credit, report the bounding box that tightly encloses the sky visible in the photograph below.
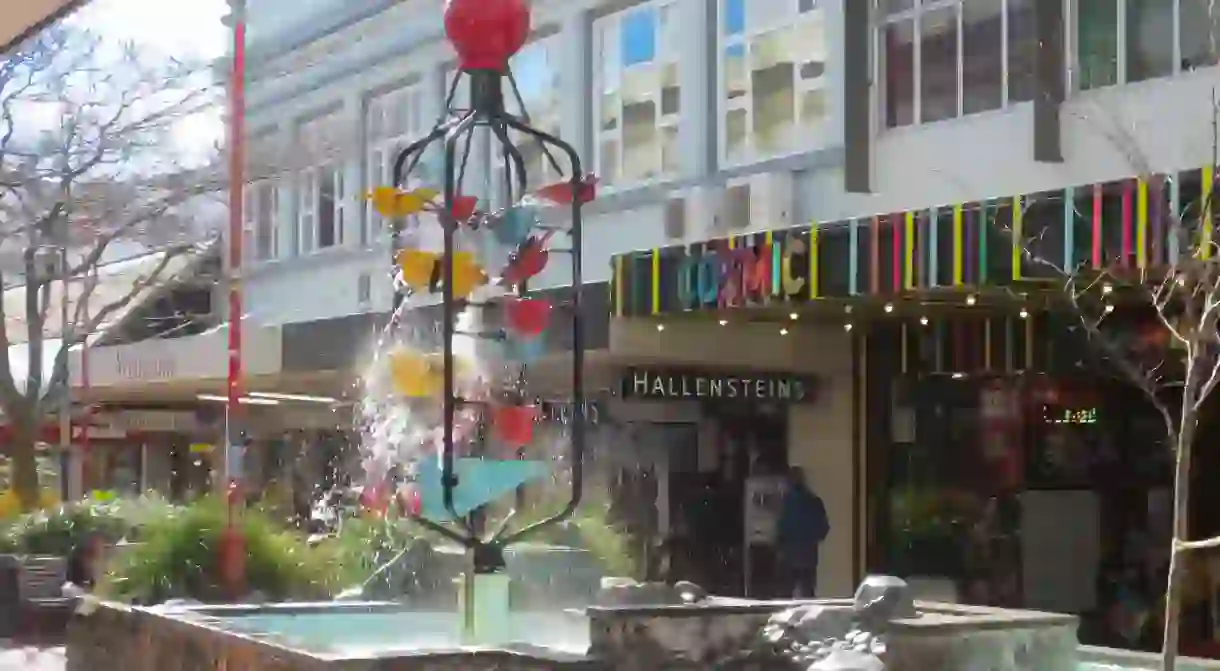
[71,0,230,158]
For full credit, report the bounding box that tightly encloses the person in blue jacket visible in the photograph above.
[776,466,829,598]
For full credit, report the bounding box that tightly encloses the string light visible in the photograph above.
[1019,308,1030,319]
[1102,283,1113,295]
[919,316,929,326]
[966,294,977,306]
[779,328,789,336]
[718,319,728,326]
[789,312,799,321]
[1104,304,1115,313]
[656,324,665,332]
[844,323,854,332]
[845,305,853,314]
[884,303,894,313]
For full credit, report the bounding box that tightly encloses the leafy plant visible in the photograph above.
[0,493,134,555]
[98,496,334,604]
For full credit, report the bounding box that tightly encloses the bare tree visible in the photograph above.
[1003,92,1220,670]
[0,22,263,512]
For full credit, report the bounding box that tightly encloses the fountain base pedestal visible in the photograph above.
[459,571,511,646]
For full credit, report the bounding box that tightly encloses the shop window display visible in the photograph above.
[879,374,1182,646]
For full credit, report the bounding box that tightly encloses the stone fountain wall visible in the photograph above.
[68,577,1085,671]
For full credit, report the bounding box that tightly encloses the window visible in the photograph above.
[1077,0,1218,91]
[244,182,278,261]
[365,84,425,246]
[297,113,347,254]
[593,0,680,187]
[881,0,1037,128]
[720,0,829,162]
[501,35,562,197]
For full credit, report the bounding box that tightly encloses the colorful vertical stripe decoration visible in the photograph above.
[849,219,860,295]
[953,203,964,286]
[904,211,916,290]
[928,207,939,288]
[808,224,820,299]
[1202,164,1215,260]
[614,255,624,316]
[1063,186,1075,270]
[1011,195,1023,280]
[1121,179,1133,267]
[1136,177,1149,269]
[1092,183,1103,268]
[650,248,660,314]
[1169,176,1181,261]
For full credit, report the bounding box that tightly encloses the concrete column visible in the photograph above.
[341,90,364,247]
[275,124,297,260]
[678,0,714,179]
[558,10,593,167]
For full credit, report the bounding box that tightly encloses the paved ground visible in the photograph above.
[0,645,65,670]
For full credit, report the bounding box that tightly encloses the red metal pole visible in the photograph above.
[221,3,247,599]
[226,8,246,483]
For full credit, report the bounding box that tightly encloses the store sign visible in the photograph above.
[677,232,810,310]
[621,367,817,403]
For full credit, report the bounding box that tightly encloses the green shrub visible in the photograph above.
[0,492,135,555]
[99,496,334,604]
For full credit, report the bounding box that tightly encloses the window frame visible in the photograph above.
[245,181,279,262]
[364,83,426,247]
[716,0,833,166]
[295,113,348,255]
[592,0,681,190]
[496,33,564,202]
[1068,0,1218,92]
[877,0,1035,129]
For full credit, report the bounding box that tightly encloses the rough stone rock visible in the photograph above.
[809,649,885,671]
[794,605,855,639]
[673,580,707,604]
[852,575,916,623]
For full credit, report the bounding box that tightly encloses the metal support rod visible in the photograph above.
[225,10,247,491]
[58,246,72,500]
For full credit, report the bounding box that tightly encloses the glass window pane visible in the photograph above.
[746,0,792,31]
[1126,0,1173,82]
[661,125,680,173]
[661,63,680,115]
[799,88,827,128]
[622,99,658,180]
[920,7,958,123]
[1006,0,1036,103]
[885,19,915,127]
[962,0,1002,114]
[601,93,620,131]
[1078,0,1118,90]
[725,42,748,101]
[599,139,619,185]
[724,0,745,35]
[1181,0,1220,70]
[750,27,796,153]
[726,108,748,160]
[621,8,657,66]
[882,0,914,15]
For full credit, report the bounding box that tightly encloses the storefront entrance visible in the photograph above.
[657,403,789,597]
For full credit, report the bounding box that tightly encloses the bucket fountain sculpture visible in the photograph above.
[370,0,595,646]
[61,1,1220,669]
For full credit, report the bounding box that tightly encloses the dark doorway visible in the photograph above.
[665,402,789,596]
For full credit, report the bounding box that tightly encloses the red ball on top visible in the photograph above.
[444,0,532,71]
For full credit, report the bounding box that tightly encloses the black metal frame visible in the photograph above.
[388,66,586,572]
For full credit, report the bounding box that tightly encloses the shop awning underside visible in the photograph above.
[1,0,87,53]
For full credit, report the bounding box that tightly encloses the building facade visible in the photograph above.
[74,0,1220,636]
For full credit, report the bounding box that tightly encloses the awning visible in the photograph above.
[0,0,87,53]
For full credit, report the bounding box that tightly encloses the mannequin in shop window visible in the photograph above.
[777,467,830,599]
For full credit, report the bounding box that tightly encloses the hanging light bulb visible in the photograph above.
[656,323,665,332]
[845,305,854,315]
[789,312,799,321]
[884,303,894,313]
[719,319,728,326]
[1102,283,1114,295]
[1104,304,1115,313]
[779,328,789,336]
[966,294,977,306]
[844,323,854,332]
[920,316,929,326]
[1019,308,1030,319]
